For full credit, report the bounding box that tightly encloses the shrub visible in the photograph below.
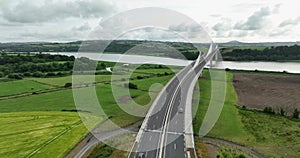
[263,106,275,114]
[124,82,138,89]
[292,108,299,119]
[45,72,56,77]
[280,108,285,116]
[23,72,32,77]
[0,72,4,78]
[137,76,144,79]
[64,83,72,88]
[32,71,44,78]
[8,73,23,80]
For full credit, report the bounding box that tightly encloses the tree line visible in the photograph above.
[0,53,108,79]
[222,45,300,61]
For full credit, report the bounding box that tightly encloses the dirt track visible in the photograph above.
[233,73,300,115]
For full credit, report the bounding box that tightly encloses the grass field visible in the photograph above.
[26,75,112,87]
[134,68,177,75]
[0,112,99,158]
[193,70,252,143]
[194,70,300,157]
[240,109,300,157]
[25,71,157,87]
[0,71,174,158]
[0,73,173,128]
[0,80,54,97]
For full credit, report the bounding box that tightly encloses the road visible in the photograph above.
[72,121,142,158]
[130,49,217,158]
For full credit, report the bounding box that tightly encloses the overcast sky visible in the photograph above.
[0,0,299,43]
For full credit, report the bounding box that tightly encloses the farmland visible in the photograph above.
[193,70,300,157]
[0,112,97,158]
[0,80,54,97]
[0,67,176,157]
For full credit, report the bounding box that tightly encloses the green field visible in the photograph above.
[0,72,172,157]
[193,70,300,157]
[25,72,155,87]
[0,112,98,158]
[0,80,54,97]
[134,68,178,75]
[193,70,252,143]
[240,109,300,157]
[26,75,112,87]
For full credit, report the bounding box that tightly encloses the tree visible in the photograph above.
[32,71,44,78]
[263,106,275,114]
[292,108,299,119]
[0,71,4,78]
[8,73,23,80]
[280,108,285,116]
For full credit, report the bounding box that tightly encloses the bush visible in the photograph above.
[292,108,299,119]
[8,73,23,80]
[124,82,138,89]
[225,68,231,71]
[0,71,4,78]
[45,72,56,77]
[23,72,32,77]
[32,71,44,77]
[280,108,285,116]
[263,106,275,114]
[64,83,72,88]
[137,76,144,79]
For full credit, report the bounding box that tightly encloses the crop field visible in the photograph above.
[0,80,54,97]
[0,112,100,158]
[233,72,300,115]
[194,70,300,157]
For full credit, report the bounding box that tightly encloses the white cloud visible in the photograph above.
[279,16,300,27]
[234,7,272,30]
[0,0,115,23]
[0,0,299,42]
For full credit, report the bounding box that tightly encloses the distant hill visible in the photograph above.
[218,41,300,47]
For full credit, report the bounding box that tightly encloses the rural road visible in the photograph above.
[73,121,142,158]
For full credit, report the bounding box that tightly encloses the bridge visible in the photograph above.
[128,44,219,158]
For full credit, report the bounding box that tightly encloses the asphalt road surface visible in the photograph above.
[131,51,214,158]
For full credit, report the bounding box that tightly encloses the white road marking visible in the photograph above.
[175,120,178,125]
[149,135,152,141]
[174,143,177,150]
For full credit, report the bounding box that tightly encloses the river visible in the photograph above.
[217,61,300,74]
[41,52,300,74]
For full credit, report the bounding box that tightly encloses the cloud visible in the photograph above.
[211,19,233,37]
[234,7,272,30]
[168,23,207,40]
[279,16,300,27]
[0,0,115,23]
[72,23,91,32]
[269,29,289,37]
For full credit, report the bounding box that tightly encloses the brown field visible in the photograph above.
[233,73,300,115]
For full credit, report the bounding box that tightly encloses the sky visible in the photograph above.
[0,0,299,43]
